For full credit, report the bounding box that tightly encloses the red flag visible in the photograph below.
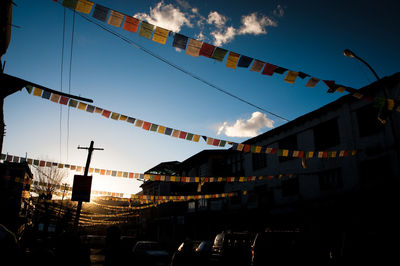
[262,63,277,76]
[199,42,215,58]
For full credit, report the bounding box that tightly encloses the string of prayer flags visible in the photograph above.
[226,52,240,69]
[50,93,61,103]
[237,55,253,68]
[172,33,188,50]
[262,63,277,76]
[250,60,265,72]
[33,87,42,97]
[274,67,288,75]
[92,4,109,22]
[152,27,170,45]
[101,109,111,118]
[185,38,203,57]
[284,71,299,84]
[298,72,310,79]
[62,0,78,9]
[211,47,228,62]
[199,42,216,58]
[78,102,87,110]
[323,80,337,93]
[138,21,154,39]
[75,0,94,14]
[107,10,124,27]
[123,16,140,33]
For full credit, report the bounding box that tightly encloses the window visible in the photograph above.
[281,178,299,197]
[252,152,267,170]
[228,153,244,175]
[319,168,343,191]
[278,135,297,162]
[314,118,340,150]
[356,104,385,137]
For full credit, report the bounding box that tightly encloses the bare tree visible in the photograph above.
[31,165,68,200]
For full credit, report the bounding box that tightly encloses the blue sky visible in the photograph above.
[2,0,400,195]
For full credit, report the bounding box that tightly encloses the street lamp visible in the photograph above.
[343,49,381,81]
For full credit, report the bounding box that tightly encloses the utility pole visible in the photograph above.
[73,140,103,231]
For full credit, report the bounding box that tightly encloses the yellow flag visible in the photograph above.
[50,94,61,103]
[255,146,262,153]
[185,38,202,57]
[33,87,43,96]
[157,126,166,134]
[75,0,93,14]
[282,149,289,157]
[192,135,200,142]
[336,86,346,93]
[284,71,299,84]
[226,52,240,69]
[387,99,395,110]
[77,102,87,110]
[119,115,127,121]
[107,10,124,27]
[152,27,169,45]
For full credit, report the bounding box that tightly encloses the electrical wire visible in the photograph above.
[67,9,76,162]
[59,7,66,162]
[75,12,290,122]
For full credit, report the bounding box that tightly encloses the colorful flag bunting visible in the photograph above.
[69,99,78,108]
[210,47,228,62]
[33,87,43,97]
[101,109,111,118]
[92,4,109,22]
[336,86,346,93]
[179,131,187,139]
[250,60,265,72]
[226,52,240,69]
[323,80,336,93]
[284,71,299,84]
[262,63,277,76]
[172,129,180,138]
[94,107,103,113]
[150,124,158,131]
[142,121,151,130]
[62,0,78,9]
[212,139,220,146]
[237,55,253,68]
[135,120,144,127]
[186,133,193,141]
[172,34,188,50]
[126,117,135,124]
[75,0,93,14]
[59,96,69,105]
[152,27,169,45]
[25,85,33,94]
[219,140,226,147]
[86,105,95,113]
[185,38,202,57]
[298,71,310,79]
[50,94,61,103]
[192,135,200,142]
[138,22,154,39]
[107,10,124,27]
[305,77,320,88]
[123,16,139,33]
[199,42,215,58]
[164,127,173,135]
[119,115,127,121]
[274,67,288,74]
[157,126,166,134]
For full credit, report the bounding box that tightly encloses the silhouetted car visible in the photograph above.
[211,231,252,266]
[194,240,213,264]
[170,240,201,266]
[132,241,170,266]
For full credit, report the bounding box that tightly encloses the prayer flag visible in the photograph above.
[387,99,395,110]
[138,22,154,39]
[274,67,287,74]
[123,16,139,33]
[107,10,124,27]
[305,77,320,88]
[186,133,194,141]
[25,85,33,94]
[172,129,180,137]
[207,137,213,145]
[94,107,103,113]
[41,90,51,99]
[199,42,215,58]
[69,99,78,108]
[284,71,299,84]
[179,131,187,139]
[185,38,202,57]
[243,144,250,152]
[219,140,226,147]
[152,27,169,45]
[33,87,43,97]
[237,55,253,68]
[76,0,93,14]
[336,86,346,93]
[262,63,277,76]
[292,150,299,157]
[298,71,310,79]
[150,124,158,131]
[210,47,228,62]
[142,121,151,130]
[126,117,135,123]
[164,127,173,135]
[192,135,200,142]
[157,126,166,134]
[172,33,188,50]
[50,94,61,103]
[101,109,111,118]
[250,60,265,72]
[135,120,144,127]
[92,4,109,22]
[323,80,336,93]
[62,0,78,9]
[212,139,220,146]
[119,115,127,121]
[226,51,240,69]
[85,105,94,113]
[282,149,289,157]
[59,96,69,105]
[255,146,262,153]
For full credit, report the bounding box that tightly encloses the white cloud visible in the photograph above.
[217,112,275,138]
[175,0,191,10]
[134,1,192,32]
[273,5,285,17]
[238,12,277,35]
[207,11,228,28]
[211,26,236,46]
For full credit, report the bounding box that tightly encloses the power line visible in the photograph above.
[67,9,76,162]
[75,12,290,122]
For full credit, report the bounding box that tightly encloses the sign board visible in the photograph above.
[71,175,92,202]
